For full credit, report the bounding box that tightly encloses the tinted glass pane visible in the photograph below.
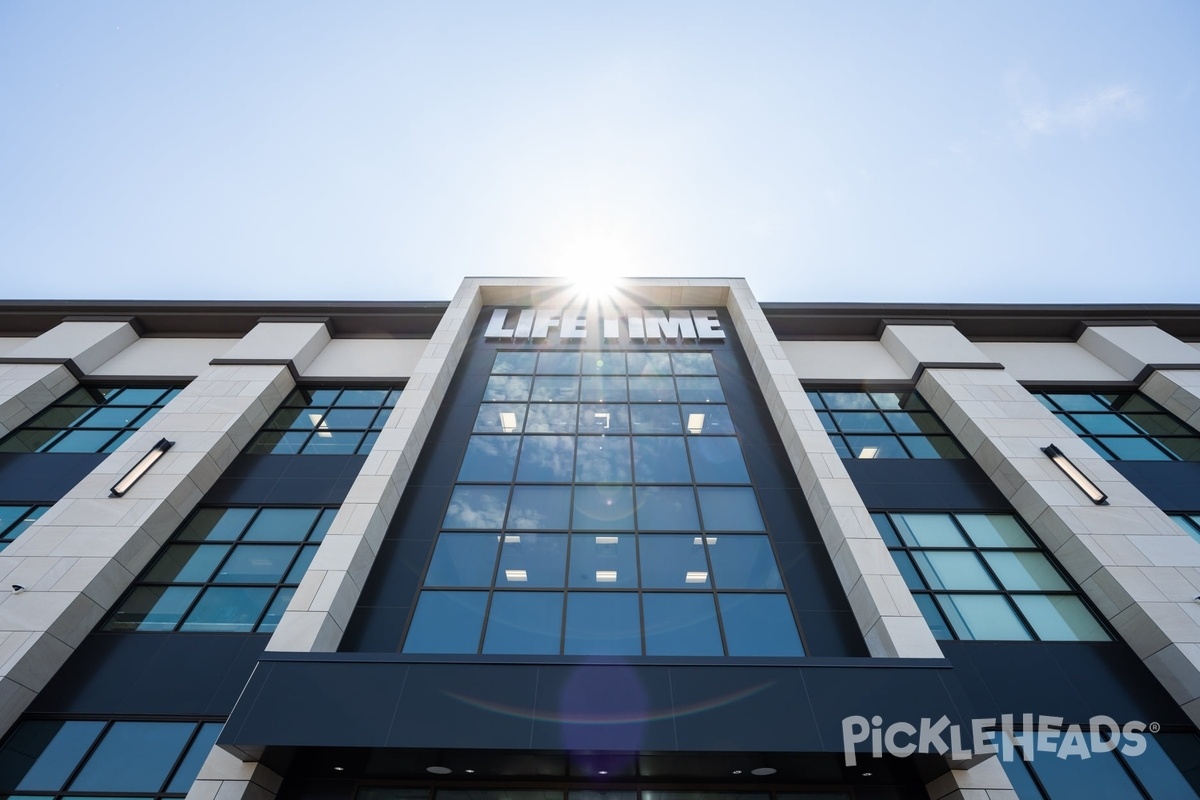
[833,411,889,432]
[166,723,223,793]
[70,721,193,792]
[531,376,579,402]
[580,376,628,403]
[243,508,320,541]
[627,352,672,375]
[473,404,526,433]
[321,408,377,429]
[2,720,105,791]
[682,405,734,434]
[564,593,641,655]
[636,486,700,531]
[697,488,764,531]
[0,429,58,453]
[482,592,563,654]
[581,352,625,375]
[497,533,567,587]
[643,594,722,655]
[1047,393,1110,411]
[913,551,995,590]
[537,351,581,374]
[914,594,952,639]
[709,536,784,589]
[483,376,531,402]
[639,535,710,588]
[45,429,116,453]
[671,352,717,376]
[957,514,1034,547]
[144,544,227,583]
[1070,413,1141,435]
[579,404,630,433]
[983,552,1069,590]
[569,534,637,587]
[525,404,577,433]
[1161,437,1200,461]
[628,377,676,403]
[214,545,297,583]
[893,514,967,547]
[258,587,295,632]
[845,435,907,459]
[403,591,486,653]
[939,594,1030,640]
[180,586,273,632]
[630,405,681,434]
[719,594,804,656]
[425,534,500,586]
[1126,412,1188,437]
[688,437,750,483]
[516,436,575,482]
[1028,734,1143,799]
[632,437,691,483]
[459,436,520,482]
[508,486,571,529]
[247,430,308,454]
[1126,734,1200,800]
[676,377,724,403]
[107,586,199,631]
[303,430,364,454]
[821,392,874,410]
[871,513,903,546]
[573,486,634,530]
[493,352,536,374]
[444,486,509,529]
[337,388,390,406]
[1012,595,1109,641]
[108,387,169,405]
[575,436,632,482]
[78,406,148,428]
[1099,436,1173,460]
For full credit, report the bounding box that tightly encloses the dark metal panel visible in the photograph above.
[0,453,106,502]
[1110,461,1200,512]
[843,459,1009,511]
[28,632,269,716]
[940,641,1193,729]
[205,454,368,505]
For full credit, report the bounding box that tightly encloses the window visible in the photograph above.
[245,387,401,455]
[805,390,965,459]
[874,512,1109,641]
[0,505,51,552]
[1034,391,1200,461]
[1173,514,1200,545]
[1001,730,1200,799]
[104,506,336,633]
[402,350,804,657]
[0,719,221,800]
[0,386,182,454]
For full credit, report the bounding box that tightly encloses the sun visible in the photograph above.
[552,225,633,303]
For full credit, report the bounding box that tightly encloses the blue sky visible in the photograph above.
[1,2,1198,303]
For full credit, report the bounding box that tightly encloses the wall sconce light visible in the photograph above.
[1042,444,1107,505]
[110,438,174,497]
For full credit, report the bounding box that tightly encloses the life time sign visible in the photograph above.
[483,308,725,343]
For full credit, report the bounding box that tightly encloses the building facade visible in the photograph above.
[0,278,1199,800]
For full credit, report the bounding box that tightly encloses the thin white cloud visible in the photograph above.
[1011,81,1145,142]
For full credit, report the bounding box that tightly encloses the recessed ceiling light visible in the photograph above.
[464,769,475,774]
[333,766,344,772]
[750,767,776,776]
[732,770,743,775]
[861,772,873,777]
[598,770,608,775]
[426,766,452,775]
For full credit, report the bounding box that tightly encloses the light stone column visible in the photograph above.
[1077,324,1200,433]
[723,284,942,658]
[925,757,1018,800]
[0,320,140,436]
[0,320,330,737]
[886,323,1200,726]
